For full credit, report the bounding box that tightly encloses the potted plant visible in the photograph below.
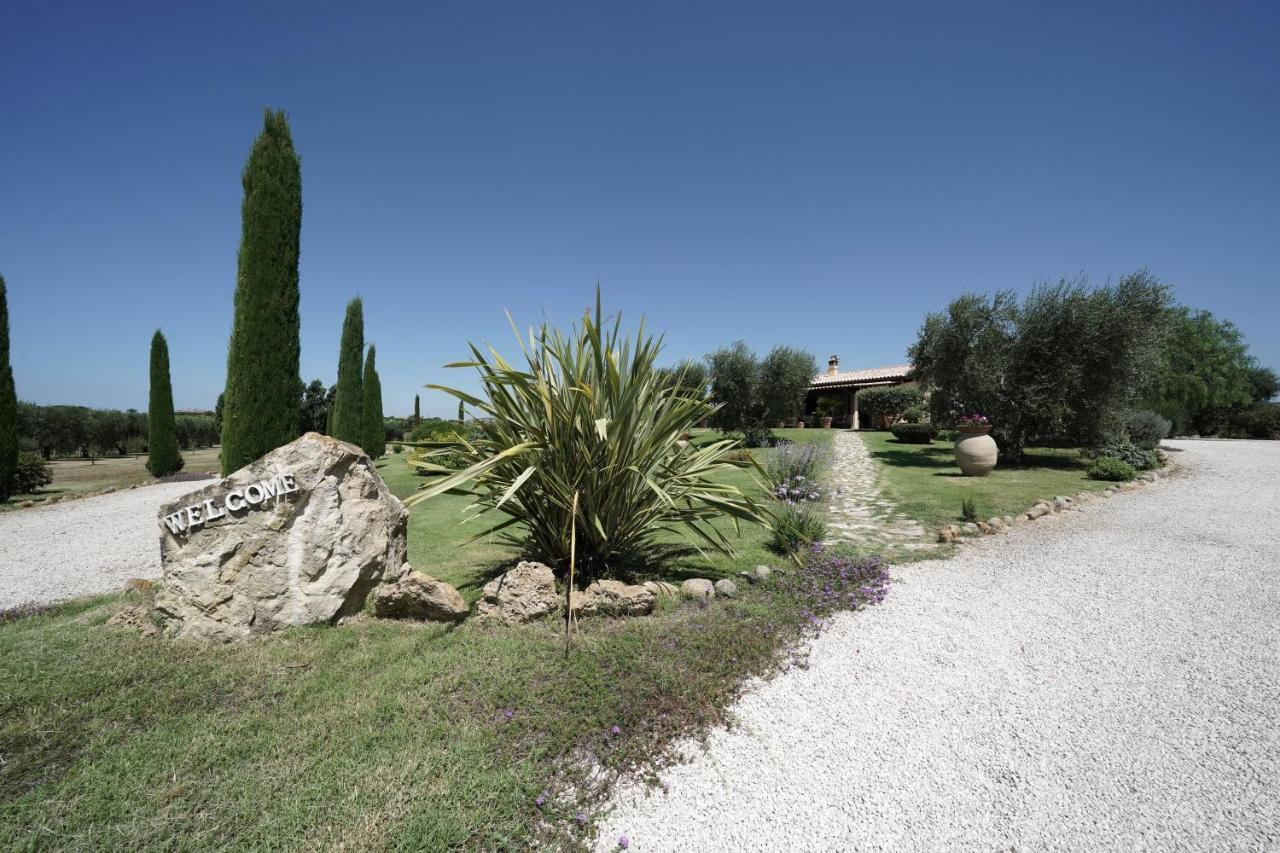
[953,414,997,476]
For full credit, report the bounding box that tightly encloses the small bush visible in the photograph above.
[937,428,959,443]
[902,406,924,424]
[1088,456,1136,481]
[765,441,831,498]
[783,545,891,621]
[960,497,978,523]
[1092,437,1157,470]
[741,423,774,449]
[769,501,827,554]
[391,444,403,454]
[890,422,937,444]
[1126,409,1171,449]
[14,452,52,494]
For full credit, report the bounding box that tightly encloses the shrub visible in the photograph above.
[741,423,774,449]
[405,292,766,577]
[331,299,364,445]
[147,330,183,478]
[1088,456,1136,481]
[764,441,831,498]
[1091,437,1157,470]
[937,428,959,443]
[858,386,924,424]
[890,422,937,444]
[1125,409,1171,449]
[14,451,51,493]
[769,501,827,554]
[392,443,403,454]
[361,345,385,458]
[409,418,464,442]
[783,545,891,622]
[960,497,978,523]
[902,406,923,424]
[1227,405,1280,440]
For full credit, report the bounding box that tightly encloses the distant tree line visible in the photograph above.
[15,403,221,459]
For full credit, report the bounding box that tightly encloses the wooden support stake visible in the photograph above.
[565,489,579,658]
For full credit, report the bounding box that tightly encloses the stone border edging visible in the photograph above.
[936,456,1179,545]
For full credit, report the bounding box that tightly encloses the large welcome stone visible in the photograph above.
[154,433,408,641]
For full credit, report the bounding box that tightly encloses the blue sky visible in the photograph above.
[3,1,1277,417]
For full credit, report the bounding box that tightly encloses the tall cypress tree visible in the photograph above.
[148,330,183,477]
[331,298,364,444]
[221,108,302,474]
[0,276,17,501]
[413,394,420,427]
[362,345,385,458]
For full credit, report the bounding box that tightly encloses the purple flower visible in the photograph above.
[535,792,546,807]
[576,812,587,825]
[618,837,630,850]
[503,708,514,720]
[610,725,621,735]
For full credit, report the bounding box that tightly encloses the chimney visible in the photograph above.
[827,354,839,377]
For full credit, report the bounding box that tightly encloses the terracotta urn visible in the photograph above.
[954,426,997,476]
[820,416,833,429]
[794,419,806,429]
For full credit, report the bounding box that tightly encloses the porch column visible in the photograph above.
[851,388,860,430]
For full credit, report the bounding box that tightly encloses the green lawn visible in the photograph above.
[860,430,1111,530]
[1,430,834,850]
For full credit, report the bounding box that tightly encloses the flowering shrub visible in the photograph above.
[784,544,891,628]
[769,501,827,553]
[956,413,990,427]
[764,441,830,501]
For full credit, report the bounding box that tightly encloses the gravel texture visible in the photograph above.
[0,480,209,609]
[597,440,1280,851]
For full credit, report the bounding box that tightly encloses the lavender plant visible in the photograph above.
[763,440,833,553]
[784,544,892,630]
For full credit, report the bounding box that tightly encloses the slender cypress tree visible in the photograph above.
[0,276,17,501]
[221,108,302,474]
[148,330,183,477]
[331,298,364,444]
[413,394,420,427]
[457,399,464,422]
[362,345,385,458]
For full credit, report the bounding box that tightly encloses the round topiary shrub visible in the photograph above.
[1088,456,1136,482]
[1126,409,1171,449]
[890,422,938,444]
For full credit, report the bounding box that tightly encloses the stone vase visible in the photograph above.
[820,416,833,428]
[954,428,998,476]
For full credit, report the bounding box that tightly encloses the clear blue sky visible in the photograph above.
[3,1,1277,417]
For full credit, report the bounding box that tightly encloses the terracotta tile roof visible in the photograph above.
[810,363,913,387]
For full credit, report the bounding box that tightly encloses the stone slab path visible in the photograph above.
[825,431,933,554]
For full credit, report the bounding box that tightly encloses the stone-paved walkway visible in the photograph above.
[825,431,935,554]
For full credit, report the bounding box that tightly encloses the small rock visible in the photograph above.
[475,561,560,625]
[106,605,160,638]
[751,565,773,583]
[1025,504,1049,520]
[714,579,738,598]
[1053,496,1070,511]
[976,521,993,534]
[575,579,655,617]
[961,522,979,535]
[937,527,955,544]
[19,501,33,508]
[1002,515,1015,525]
[374,568,469,622]
[680,578,715,600]
[986,517,1006,531]
[102,486,116,495]
[642,580,680,597]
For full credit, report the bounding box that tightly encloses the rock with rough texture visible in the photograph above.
[681,578,715,600]
[937,527,955,544]
[1026,504,1050,520]
[986,517,1006,532]
[573,579,655,617]
[374,567,468,622]
[976,521,993,535]
[475,560,560,625]
[714,579,739,598]
[154,432,408,642]
[1053,496,1071,511]
[107,604,160,637]
[961,522,980,535]
[752,565,774,582]
[642,580,680,598]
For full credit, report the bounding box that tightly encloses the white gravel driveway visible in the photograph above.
[598,440,1280,851]
[0,480,209,609]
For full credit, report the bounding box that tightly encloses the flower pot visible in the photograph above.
[954,430,998,476]
[820,417,833,429]
[794,419,806,429]
[776,420,788,429]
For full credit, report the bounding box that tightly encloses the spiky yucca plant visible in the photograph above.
[405,293,766,578]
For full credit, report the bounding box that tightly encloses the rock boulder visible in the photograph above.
[573,579,656,617]
[475,561,560,625]
[373,567,469,622]
[153,432,408,642]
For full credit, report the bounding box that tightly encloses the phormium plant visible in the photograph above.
[405,291,767,578]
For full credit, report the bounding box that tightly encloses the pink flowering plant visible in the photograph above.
[956,413,990,428]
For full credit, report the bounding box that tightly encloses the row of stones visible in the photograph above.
[935,464,1174,544]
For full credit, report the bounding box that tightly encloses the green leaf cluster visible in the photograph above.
[404,292,767,578]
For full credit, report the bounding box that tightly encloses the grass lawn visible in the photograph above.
[1,430,835,850]
[860,430,1111,530]
[4,447,223,509]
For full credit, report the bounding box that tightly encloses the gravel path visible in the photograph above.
[598,440,1280,851]
[0,481,209,609]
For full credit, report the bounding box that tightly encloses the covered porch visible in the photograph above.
[803,357,914,429]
